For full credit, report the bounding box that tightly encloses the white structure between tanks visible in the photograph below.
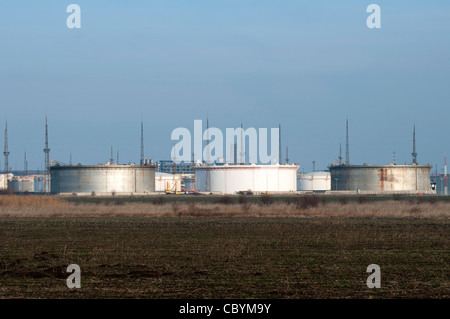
[298,171,331,191]
[8,175,46,193]
[155,172,182,192]
[194,163,298,194]
[0,173,13,190]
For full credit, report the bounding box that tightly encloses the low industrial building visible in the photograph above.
[432,173,449,195]
[157,160,194,174]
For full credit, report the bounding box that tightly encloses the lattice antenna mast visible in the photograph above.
[240,122,245,164]
[345,118,350,165]
[43,117,50,193]
[412,125,417,164]
[24,151,28,175]
[279,124,282,165]
[110,146,114,164]
[3,120,10,173]
[445,157,448,196]
[206,116,210,164]
[140,121,144,165]
[285,146,289,164]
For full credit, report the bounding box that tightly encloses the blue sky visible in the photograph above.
[0,1,449,172]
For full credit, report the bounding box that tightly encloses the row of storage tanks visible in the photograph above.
[48,163,299,195]
[0,168,182,194]
[2,162,433,195]
[0,174,47,193]
[298,164,433,193]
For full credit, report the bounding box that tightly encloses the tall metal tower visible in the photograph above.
[240,122,245,164]
[205,117,210,190]
[411,125,417,164]
[43,117,50,193]
[24,151,28,175]
[279,124,282,165]
[445,157,448,196]
[345,118,350,165]
[285,146,289,164]
[110,146,114,164]
[206,117,210,164]
[3,121,10,173]
[338,143,343,165]
[140,121,144,165]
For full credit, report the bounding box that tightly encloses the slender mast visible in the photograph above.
[3,121,10,173]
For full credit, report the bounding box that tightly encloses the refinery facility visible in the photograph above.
[0,116,444,196]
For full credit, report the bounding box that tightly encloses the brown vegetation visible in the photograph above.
[0,195,449,219]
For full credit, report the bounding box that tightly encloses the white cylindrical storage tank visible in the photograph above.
[183,176,196,190]
[0,173,13,190]
[194,164,298,194]
[34,176,46,193]
[9,176,35,193]
[50,164,156,194]
[298,171,331,191]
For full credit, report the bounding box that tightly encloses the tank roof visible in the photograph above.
[328,164,432,169]
[194,163,299,170]
[50,164,156,169]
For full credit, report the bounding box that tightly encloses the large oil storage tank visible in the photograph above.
[329,164,432,193]
[194,163,298,194]
[50,164,156,194]
[298,171,331,191]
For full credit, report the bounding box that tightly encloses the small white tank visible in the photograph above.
[8,176,35,193]
[298,171,331,191]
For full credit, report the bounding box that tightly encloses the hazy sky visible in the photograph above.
[1,1,449,172]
